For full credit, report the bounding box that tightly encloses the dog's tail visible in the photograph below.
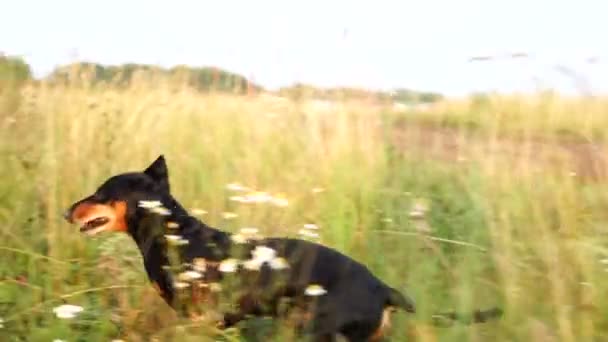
[387,287,503,326]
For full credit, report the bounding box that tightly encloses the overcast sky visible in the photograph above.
[2,0,606,96]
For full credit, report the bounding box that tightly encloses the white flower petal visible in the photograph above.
[138,200,163,209]
[240,227,259,235]
[178,270,202,281]
[174,281,190,289]
[226,183,250,192]
[191,208,208,216]
[303,224,319,230]
[222,212,238,219]
[231,233,248,244]
[193,258,207,272]
[243,259,263,271]
[53,304,84,319]
[251,246,276,263]
[305,284,327,296]
[219,258,239,273]
[299,229,320,239]
[269,257,289,270]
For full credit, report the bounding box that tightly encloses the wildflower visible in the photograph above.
[150,206,171,216]
[269,257,289,270]
[409,198,429,219]
[381,218,393,223]
[303,223,319,230]
[167,221,179,229]
[165,234,189,246]
[0,317,4,328]
[240,227,259,235]
[219,258,239,273]
[226,183,250,192]
[222,212,238,219]
[138,200,163,209]
[243,245,281,271]
[178,270,202,281]
[305,284,327,296]
[191,208,208,216]
[243,191,273,203]
[53,304,84,319]
[311,187,325,194]
[251,246,277,263]
[174,281,190,289]
[271,194,289,207]
[299,229,320,239]
[600,258,608,265]
[243,259,263,271]
[209,282,222,292]
[193,258,207,272]
[231,233,248,244]
[53,340,66,342]
[229,196,250,203]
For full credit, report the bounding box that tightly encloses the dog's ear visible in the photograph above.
[144,155,170,192]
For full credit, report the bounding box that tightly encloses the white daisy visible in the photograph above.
[222,212,238,219]
[269,257,289,270]
[150,206,171,216]
[174,281,190,289]
[305,284,327,296]
[191,208,208,216]
[53,304,84,319]
[299,229,320,239]
[219,258,239,273]
[193,258,207,272]
[226,183,250,192]
[138,200,163,209]
[178,270,202,281]
[231,233,248,244]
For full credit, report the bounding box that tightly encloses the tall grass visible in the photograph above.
[1,74,608,341]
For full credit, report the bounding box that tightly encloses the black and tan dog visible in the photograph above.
[64,155,502,341]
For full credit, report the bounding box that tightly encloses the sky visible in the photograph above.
[2,0,607,96]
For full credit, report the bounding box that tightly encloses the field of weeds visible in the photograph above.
[2,78,608,341]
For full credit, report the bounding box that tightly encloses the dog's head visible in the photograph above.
[64,155,172,236]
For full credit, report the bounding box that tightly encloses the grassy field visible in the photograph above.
[2,77,608,341]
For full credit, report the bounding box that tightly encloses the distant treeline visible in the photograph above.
[0,55,443,102]
[277,83,443,103]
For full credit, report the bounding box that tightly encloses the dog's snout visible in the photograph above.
[63,208,73,223]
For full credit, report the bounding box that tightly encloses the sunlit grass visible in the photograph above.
[1,74,608,341]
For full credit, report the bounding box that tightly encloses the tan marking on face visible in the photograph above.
[369,307,394,341]
[71,200,129,235]
[152,281,163,295]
